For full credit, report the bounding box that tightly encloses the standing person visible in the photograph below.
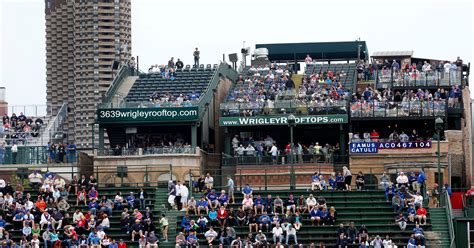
[342,166,352,191]
[175,181,183,211]
[167,180,176,210]
[67,143,77,163]
[11,143,18,164]
[159,214,169,242]
[204,173,214,191]
[227,176,235,204]
[193,48,200,67]
[270,143,278,164]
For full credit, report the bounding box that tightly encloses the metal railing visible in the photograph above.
[221,100,348,117]
[222,153,348,166]
[100,100,199,109]
[350,100,446,118]
[100,147,196,156]
[100,65,133,106]
[376,68,462,88]
[8,105,48,117]
[441,190,456,248]
[44,103,67,144]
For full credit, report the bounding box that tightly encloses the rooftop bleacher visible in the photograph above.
[305,63,357,89]
[125,64,217,105]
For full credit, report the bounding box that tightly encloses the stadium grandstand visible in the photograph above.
[1,39,473,248]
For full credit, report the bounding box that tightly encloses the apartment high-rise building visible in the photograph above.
[45,0,131,148]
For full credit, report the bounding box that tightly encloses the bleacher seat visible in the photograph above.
[125,68,217,103]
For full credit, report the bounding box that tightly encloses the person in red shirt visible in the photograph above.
[36,197,46,212]
[370,129,379,141]
[416,207,427,225]
[466,186,474,196]
[217,206,228,228]
[118,239,127,248]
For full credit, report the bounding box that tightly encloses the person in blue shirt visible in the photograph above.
[385,183,396,202]
[242,184,253,197]
[67,143,77,163]
[197,196,209,215]
[258,212,271,232]
[206,189,219,209]
[407,205,416,223]
[320,207,329,225]
[416,170,426,194]
[407,234,417,248]
[126,192,136,209]
[328,174,337,190]
[208,208,218,226]
[13,212,24,230]
[253,195,265,214]
[413,224,424,239]
[309,206,322,226]
[217,190,228,206]
[181,214,191,231]
[336,172,345,190]
[88,199,99,215]
[311,172,321,191]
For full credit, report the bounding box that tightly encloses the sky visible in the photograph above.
[0,0,473,108]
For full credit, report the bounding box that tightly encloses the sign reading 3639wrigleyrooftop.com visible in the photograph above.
[219,115,348,126]
[97,107,199,123]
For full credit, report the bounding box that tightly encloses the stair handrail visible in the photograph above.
[442,190,456,248]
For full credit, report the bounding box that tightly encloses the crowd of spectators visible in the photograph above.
[382,171,428,247]
[0,171,158,247]
[108,133,193,156]
[230,134,340,164]
[358,58,463,84]
[351,128,437,142]
[147,91,200,107]
[1,113,44,145]
[223,63,350,117]
[172,169,432,247]
[47,142,77,164]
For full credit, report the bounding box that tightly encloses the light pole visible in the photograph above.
[435,117,444,194]
[288,114,296,190]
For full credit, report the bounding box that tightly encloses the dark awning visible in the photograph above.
[255,41,368,62]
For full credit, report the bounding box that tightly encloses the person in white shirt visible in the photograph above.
[205,227,218,244]
[40,212,52,230]
[444,61,452,74]
[396,172,409,188]
[235,145,245,156]
[180,184,189,209]
[269,144,278,164]
[54,177,66,189]
[412,192,423,208]
[30,234,40,248]
[306,194,317,212]
[28,171,43,189]
[204,173,214,190]
[272,223,283,243]
[305,54,313,64]
[286,224,298,245]
[399,131,409,142]
[245,144,255,156]
[232,135,240,150]
[99,214,110,230]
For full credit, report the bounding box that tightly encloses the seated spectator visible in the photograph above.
[395,212,407,231]
[286,224,298,245]
[206,189,219,209]
[407,234,417,248]
[77,187,87,206]
[258,211,271,232]
[187,197,197,215]
[296,195,306,213]
[126,192,136,209]
[242,184,253,198]
[397,172,409,188]
[208,208,218,227]
[197,196,209,214]
[248,213,258,233]
[217,205,228,228]
[254,230,268,246]
[355,171,365,190]
[88,187,99,201]
[130,219,143,241]
[204,173,214,190]
[407,205,416,223]
[217,190,228,207]
[205,227,218,245]
[242,195,253,212]
[273,196,284,214]
[311,172,322,191]
[392,194,403,213]
[286,194,296,213]
[416,206,427,225]
[253,195,265,214]
[28,171,43,189]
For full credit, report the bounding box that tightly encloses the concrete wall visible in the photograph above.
[93,150,203,184]
[461,88,472,186]
[214,77,233,153]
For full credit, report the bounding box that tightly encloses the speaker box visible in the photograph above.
[229,53,238,62]
[112,60,120,70]
[117,166,128,177]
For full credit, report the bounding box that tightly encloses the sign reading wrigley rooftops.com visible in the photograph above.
[97,107,199,123]
[219,115,348,126]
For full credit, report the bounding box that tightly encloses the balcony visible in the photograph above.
[375,69,463,89]
[350,100,446,119]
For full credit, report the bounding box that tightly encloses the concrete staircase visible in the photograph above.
[427,208,451,248]
[155,187,178,248]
